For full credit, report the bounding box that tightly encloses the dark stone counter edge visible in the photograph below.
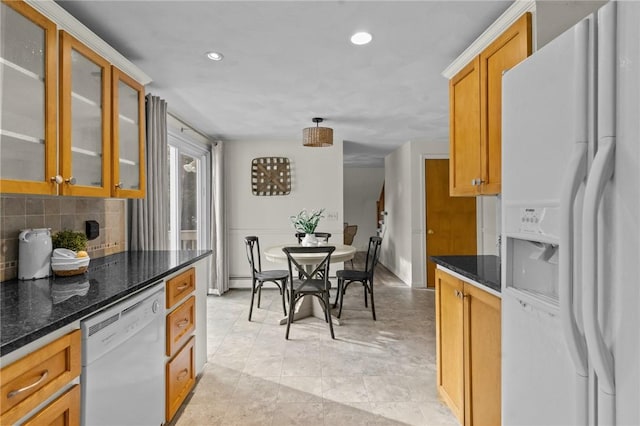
[430,255,501,294]
[1,251,212,357]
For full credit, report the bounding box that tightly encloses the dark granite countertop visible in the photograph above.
[430,255,501,295]
[0,250,212,357]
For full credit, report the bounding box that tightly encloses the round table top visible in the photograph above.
[264,244,356,264]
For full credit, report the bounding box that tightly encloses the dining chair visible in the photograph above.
[334,236,382,320]
[244,236,288,321]
[343,224,358,268]
[282,246,336,339]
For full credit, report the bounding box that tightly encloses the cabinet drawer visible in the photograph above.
[1,330,81,425]
[166,296,196,356]
[166,337,195,422]
[166,267,195,308]
[22,384,80,426]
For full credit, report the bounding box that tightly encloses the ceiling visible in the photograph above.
[56,0,512,167]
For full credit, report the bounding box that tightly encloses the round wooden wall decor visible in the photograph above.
[251,157,291,196]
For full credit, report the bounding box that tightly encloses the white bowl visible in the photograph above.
[52,248,77,259]
[52,257,90,271]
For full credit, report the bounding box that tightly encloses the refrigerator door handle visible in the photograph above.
[582,136,616,395]
[559,142,589,377]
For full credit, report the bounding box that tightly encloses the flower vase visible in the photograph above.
[301,233,317,247]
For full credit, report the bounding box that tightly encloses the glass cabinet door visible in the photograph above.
[0,1,57,194]
[59,30,111,197]
[111,67,145,198]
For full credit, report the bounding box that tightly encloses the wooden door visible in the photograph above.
[425,159,476,288]
[479,13,532,194]
[436,270,465,424]
[449,57,481,196]
[464,284,501,426]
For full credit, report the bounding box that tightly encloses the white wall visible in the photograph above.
[343,167,384,251]
[381,140,448,287]
[225,138,344,288]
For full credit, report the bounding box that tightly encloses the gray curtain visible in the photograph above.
[129,94,169,250]
[209,141,228,294]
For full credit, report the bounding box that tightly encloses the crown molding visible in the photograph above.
[25,0,152,85]
[442,0,536,79]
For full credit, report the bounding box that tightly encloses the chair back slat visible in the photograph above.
[283,246,335,287]
[364,236,383,277]
[244,236,262,276]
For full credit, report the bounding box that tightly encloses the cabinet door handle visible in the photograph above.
[176,284,189,291]
[176,319,190,328]
[427,229,434,235]
[7,370,49,398]
[177,369,189,381]
[115,182,123,189]
[65,176,76,185]
[50,175,63,184]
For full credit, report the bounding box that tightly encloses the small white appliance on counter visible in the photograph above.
[18,228,52,280]
[501,1,639,424]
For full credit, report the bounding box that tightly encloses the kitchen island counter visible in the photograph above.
[0,250,212,356]
[430,255,500,296]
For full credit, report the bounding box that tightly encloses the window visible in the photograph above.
[168,130,211,250]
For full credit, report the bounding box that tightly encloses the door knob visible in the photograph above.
[427,229,434,235]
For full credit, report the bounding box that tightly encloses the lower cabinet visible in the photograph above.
[0,330,81,425]
[165,267,197,422]
[22,385,80,426]
[435,269,501,426]
[166,337,195,421]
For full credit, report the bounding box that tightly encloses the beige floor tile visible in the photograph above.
[278,376,323,403]
[172,256,460,426]
[364,375,415,402]
[322,376,369,403]
[272,402,324,426]
[232,375,280,402]
[322,401,380,425]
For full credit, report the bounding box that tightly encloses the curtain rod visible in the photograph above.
[167,111,219,146]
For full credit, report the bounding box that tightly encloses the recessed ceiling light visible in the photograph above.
[206,51,224,61]
[350,32,372,45]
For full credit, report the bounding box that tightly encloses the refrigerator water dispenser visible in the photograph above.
[506,237,559,303]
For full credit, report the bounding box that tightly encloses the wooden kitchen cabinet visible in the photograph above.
[435,269,501,426]
[464,282,501,426]
[111,67,146,198]
[435,269,465,423]
[0,0,58,195]
[449,58,481,197]
[0,0,146,198]
[0,330,81,425]
[59,30,112,197]
[22,385,80,426]
[165,267,197,422]
[449,13,531,196]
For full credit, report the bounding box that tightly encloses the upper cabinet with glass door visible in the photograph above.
[59,30,111,197]
[112,67,145,198]
[0,1,57,195]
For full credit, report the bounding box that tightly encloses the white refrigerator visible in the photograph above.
[501,1,639,425]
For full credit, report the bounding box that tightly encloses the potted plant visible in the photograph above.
[290,208,325,246]
[52,230,88,253]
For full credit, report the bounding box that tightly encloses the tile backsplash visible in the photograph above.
[0,195,126,281]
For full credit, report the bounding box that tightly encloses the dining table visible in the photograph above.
[264,243,356,326]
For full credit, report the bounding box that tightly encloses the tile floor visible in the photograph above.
[175,256,458,425]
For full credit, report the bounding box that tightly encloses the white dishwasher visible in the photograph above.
[81,282,165,426]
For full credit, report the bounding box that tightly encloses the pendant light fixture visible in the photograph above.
[303,117,333,147]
